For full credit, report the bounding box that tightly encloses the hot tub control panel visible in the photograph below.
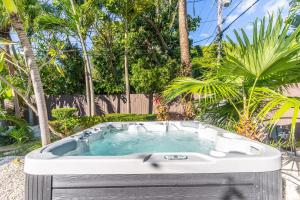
[164,155,188,160]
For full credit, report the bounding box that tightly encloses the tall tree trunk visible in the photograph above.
[169,2,179,30]
[70,0,95,116]
[83,58,91,116]
[80,37,95,116]
[1,30,21,118]
[107,25,117,83]
[5,45,21,118]
[178,0,194,119]
[178,0,191,76]
[124,19,131,113]
[9,14,50,146]
[99,29,117,83]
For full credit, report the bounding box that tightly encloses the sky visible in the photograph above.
[188,0,290,46]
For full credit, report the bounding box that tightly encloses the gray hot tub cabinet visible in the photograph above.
[26,171,281,200]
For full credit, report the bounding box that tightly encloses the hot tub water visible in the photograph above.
[66,129,215,156]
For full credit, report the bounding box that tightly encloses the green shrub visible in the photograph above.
[0,135,15,146]
[0,115,28,128]
[104,113,157,122]
[9,127,33,144]
[0,126,9,133]
[0,115,33,146]
[50,117,81,136]
[52,108,77,120]
[50,114,157,136]
[78,116,105,129]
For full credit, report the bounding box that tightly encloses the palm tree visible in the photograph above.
[164,14,300,148]
[104,0,153,113]
[178,0,191,76]
[69,0,95,116]
[124,1,131,113]
[35,0,96,116]
[2,0,50,146]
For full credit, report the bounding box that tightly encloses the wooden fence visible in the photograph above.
[4,94,185,123]
[4,92,300,139]
[46,94,184,118]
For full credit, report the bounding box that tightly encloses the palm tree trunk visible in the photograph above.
[3,35,21,118]
[82,60,91,116]
[70,0,95,116]
[9,14,51,146]
[178,0,191,76]
[106,26,117,83]
[178,0,193,118]
[124,19,131,113]
[80,39,95,116]
[169,2,179,30]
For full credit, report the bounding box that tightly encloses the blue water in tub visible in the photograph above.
[66,129,215,156]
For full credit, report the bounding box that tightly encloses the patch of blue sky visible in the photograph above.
[188,0,290,46]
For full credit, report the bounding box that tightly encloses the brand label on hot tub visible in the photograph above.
[164,155,188,160]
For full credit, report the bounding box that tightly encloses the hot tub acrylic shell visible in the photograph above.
[24,121,282,200]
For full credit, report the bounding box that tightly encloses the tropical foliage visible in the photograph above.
[51,108,77,120]
[289,0,300,29]
[0,0,202,146]
[33,0,200,95]
[164,14,300,148]
[0,0,299,150]
[0,114,33,145]
[2,0,51,145]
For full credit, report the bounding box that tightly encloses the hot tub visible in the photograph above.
[24,121,282,200]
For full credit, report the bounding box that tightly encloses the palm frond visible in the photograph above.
[0,2,11,29]
[254,87,300,146]
[255,68,300,89]
[197,100,239,130]
[163,77,240,103]
[2,0,18,14]
[0,37,17,45]
[222,13,300,81]
[0,114,28,128]
[34,14,75,32]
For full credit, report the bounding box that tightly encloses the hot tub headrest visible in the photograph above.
[42,139,77,156]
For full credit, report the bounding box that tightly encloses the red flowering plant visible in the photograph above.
[153,95,169,121]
